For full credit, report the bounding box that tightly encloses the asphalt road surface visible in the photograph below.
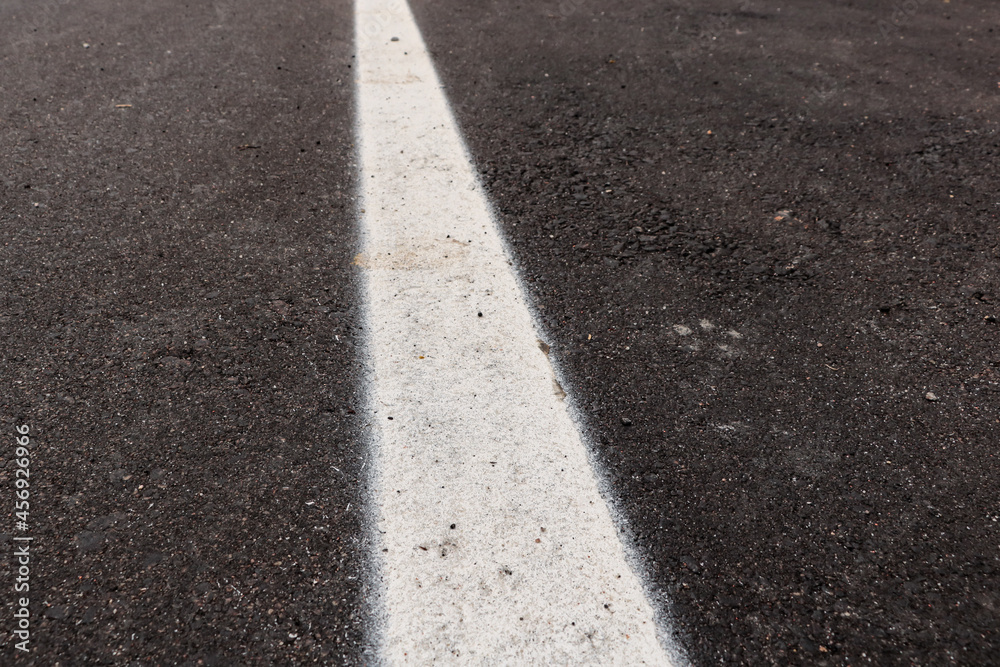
[2,0,999,664]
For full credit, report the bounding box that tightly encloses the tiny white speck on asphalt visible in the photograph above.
[355,0,683,663]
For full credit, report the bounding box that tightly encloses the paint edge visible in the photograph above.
[352,1,390,663]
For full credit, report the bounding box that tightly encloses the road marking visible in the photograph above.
[355,0,682,663]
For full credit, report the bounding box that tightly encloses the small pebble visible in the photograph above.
[925,392,939,402]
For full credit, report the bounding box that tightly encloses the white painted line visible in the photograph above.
[355,0,682,663]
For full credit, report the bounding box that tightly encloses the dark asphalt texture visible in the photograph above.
[1,0,373,664]
[410,0,1000,665]
[1,0,999,664]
